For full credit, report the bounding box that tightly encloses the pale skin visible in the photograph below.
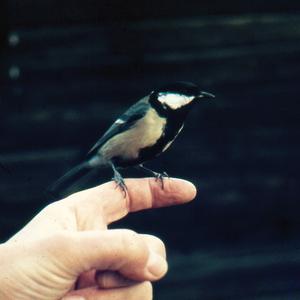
[0,178,196,300]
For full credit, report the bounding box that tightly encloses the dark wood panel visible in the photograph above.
[1,10,300,299]
[2,15,300,87]
[7,15,300,53]
[0,1,8,48]
[6,1,300,26]
[1,12,299,242]
[156,245,300,300]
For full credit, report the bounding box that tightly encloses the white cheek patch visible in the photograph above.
[158,93,194,110]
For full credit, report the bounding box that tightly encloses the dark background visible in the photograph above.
[1,1,300,299]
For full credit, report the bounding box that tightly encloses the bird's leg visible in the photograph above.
[110,162,127,197]
[138,164,169,189]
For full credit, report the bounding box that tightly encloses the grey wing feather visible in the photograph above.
[87,96,150,157]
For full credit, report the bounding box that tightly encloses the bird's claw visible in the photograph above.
[154,171,169,189]
[162,171,169,178]
[138,164,169,190]
[113,174,127,197]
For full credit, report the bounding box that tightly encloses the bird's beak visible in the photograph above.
[197,91,215,99]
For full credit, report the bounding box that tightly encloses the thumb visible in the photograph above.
[63,229,167,282]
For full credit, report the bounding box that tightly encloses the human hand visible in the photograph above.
[0,178,196,300]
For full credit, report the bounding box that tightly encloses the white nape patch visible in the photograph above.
[115,118,126,125]
[158,93,194,110]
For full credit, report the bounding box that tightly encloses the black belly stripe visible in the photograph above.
[137,117,184,163]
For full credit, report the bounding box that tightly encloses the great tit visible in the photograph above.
[51,81,215,195]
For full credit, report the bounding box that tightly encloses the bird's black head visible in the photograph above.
[150,81,215,112]
[159,81,200,97]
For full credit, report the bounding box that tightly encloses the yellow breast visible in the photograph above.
[100,108,166,160]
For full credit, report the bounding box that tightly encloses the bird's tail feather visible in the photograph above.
[48,162,92,197]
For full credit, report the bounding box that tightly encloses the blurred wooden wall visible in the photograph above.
[1,1,300,299]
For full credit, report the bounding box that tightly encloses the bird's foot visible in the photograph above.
[138,164,169,189]
[154,171,169,189]
[112,172,127,197]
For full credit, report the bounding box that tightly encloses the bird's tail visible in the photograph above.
[48,161,92,198]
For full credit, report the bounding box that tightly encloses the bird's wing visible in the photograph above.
[87,96,150,156]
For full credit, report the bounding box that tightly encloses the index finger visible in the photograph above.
[73,177,197,224]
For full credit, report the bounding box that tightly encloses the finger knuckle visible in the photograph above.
[143,234,166,258]
[120,230,148,262]
[151,235,165,251]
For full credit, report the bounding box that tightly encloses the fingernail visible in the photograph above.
[147,252,168,278]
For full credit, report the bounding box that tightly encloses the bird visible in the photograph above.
[50,81,215,196]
